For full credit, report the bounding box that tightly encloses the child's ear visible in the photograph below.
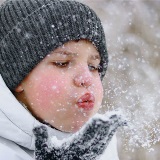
[15,84,24,93]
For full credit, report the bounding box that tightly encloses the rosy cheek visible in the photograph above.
[93,80,103,95]
[33,76,65,108]
[93,82,103,105]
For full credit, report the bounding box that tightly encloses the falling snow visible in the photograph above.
[0,0,159,159]
[79,0,160,159]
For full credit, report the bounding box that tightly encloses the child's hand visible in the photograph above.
[33,113,126,160]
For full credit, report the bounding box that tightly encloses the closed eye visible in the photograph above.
[88,64,99,71]
[53,61,70,67]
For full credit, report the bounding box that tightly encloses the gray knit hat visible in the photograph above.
[0,0,108,91]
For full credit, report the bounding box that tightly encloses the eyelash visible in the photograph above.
[88,64,99,71]
[53,61,99,71]
[53,61,70,67]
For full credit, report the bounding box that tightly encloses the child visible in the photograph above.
[0,0,120,159]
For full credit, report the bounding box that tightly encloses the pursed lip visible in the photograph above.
[76,93,95,111]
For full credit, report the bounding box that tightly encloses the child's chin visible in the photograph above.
[71,123,86,133]
[59,124,83,133]
[52,120,88,133]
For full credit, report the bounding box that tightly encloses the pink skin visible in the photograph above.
[15,40,104,133]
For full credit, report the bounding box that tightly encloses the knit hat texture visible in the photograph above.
[0,0,108,91]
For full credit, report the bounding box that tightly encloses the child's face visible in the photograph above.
[15,40,103,133]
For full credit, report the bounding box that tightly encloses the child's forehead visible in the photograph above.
[46,40,100,59]
[54,40,99,54]
[60,40,94,49]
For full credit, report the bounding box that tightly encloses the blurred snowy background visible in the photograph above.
[78,0,160,160]
[0,0,160,159]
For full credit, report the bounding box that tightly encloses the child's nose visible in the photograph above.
[74,72,92,88]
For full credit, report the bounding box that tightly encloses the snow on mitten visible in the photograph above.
[33,113,126,160]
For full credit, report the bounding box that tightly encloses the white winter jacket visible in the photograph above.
[0,75,119,160]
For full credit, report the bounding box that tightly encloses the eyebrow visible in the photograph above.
[52,51,101,61]
[53,51,78,57]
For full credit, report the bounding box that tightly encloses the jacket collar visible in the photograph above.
[0,75,71,150]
